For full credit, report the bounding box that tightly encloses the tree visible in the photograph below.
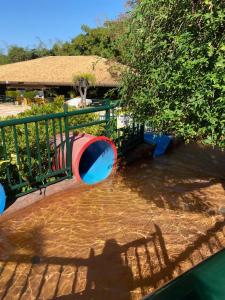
[0,52,9,65]
[0,41,51,65]
[51,22,127,63]
[120,0,225,148]
[66,25,114,58]
[72,73,96,107]
[7,46,31,63]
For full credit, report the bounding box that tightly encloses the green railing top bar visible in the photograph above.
[0,99,120,128]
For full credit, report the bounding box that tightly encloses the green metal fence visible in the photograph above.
[0,100,143,200]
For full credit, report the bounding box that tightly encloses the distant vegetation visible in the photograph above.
[0,20,127,65]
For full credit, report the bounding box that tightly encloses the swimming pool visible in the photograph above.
[0,143,224,300]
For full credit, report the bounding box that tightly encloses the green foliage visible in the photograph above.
[0,51,9,65]
[28,40,51,59]
[6,90,44,104]
[52,24,121,60]
[72,73,97,106]
[0,43,50,65]
[120,0,225,148]
[5,90,20,98]
[7,46,32,63]
[0,146,9,175]
[72,73,96,87]
[23,90,37,100]
[0,144,18,195]
[15,95,65,117]
[7,44,51,64]
[71,25,113,58]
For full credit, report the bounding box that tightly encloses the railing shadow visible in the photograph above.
[0,224,169,299]
[0,218,224,299]
[120,143,225,215]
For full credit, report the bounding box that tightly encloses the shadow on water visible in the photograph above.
[120,143,225,215]
[0,219,225,299]
[0,226,43,261]
[0,226,44,300]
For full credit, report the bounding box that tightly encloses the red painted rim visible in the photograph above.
[73,136,118,182]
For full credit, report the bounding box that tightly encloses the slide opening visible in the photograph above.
[79,140,115,185]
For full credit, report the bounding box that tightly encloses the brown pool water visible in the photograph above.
[0,143,225,300]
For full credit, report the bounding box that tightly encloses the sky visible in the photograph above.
[0,0,126,53]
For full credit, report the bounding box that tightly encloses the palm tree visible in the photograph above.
[72,73,96,107]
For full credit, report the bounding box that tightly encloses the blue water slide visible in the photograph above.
[79,140,116,185]
[144,132,172,158]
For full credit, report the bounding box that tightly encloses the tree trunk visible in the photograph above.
[83,87,88,107]
[76,78,89,108]
[78,86,85,107]
[78,86,88,107]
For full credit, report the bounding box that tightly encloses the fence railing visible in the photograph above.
[0,100,143,200]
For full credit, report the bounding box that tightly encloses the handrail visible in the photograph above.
[0,100,119,127]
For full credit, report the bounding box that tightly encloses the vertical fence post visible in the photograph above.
[111,105,116,139]
[64,104,72,178]
[105,99,111,138]
[140,124,145,142]
[0,127,11,185]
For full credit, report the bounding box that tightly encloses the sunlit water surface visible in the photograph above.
[0,143,225,300]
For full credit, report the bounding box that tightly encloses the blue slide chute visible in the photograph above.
[144,132,172,158]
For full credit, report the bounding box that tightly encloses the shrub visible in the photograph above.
[5,90,20,99]
[120,0,225,148]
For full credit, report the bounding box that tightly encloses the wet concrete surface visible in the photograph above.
[0,143,225,299]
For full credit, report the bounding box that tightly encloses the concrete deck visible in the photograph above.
[0,143,225,299]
